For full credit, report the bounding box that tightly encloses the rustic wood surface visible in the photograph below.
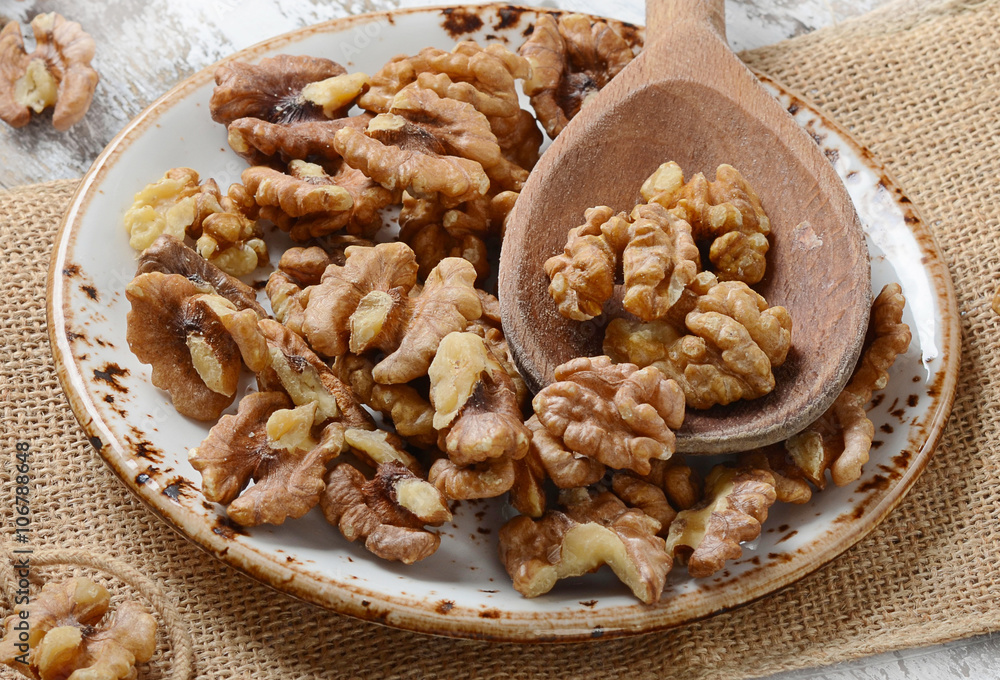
[3,1,999,679]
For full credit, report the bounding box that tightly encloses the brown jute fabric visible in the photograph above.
[2,1,1000,677]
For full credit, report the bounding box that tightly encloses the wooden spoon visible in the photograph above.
[499,0,872,454]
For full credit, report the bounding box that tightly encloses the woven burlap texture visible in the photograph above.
[2,0,999,677]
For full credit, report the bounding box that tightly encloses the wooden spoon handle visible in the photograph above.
[646,0,726,43]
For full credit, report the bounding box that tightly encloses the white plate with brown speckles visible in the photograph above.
[46,4,960,641]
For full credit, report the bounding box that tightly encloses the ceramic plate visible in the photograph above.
[47,4,959,641]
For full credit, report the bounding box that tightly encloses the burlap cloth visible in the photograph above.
[2,0,999,677]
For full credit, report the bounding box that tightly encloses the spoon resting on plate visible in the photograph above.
[498,0,871,454]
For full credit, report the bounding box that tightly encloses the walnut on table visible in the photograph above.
[303,243,483,386]
[499,488,671,604]
[665,465,777,578]
[0,13,98,131]
[189,392,347,526]
[321,461,452,564]
[242,160,393,241]
[428,331,529,467]
[532,356,686,475]
[0,577,156,680]
[209,54,348,126]
[642,161,771,284]
[785,283,911,487]
[519,13,634,139]
[604,277,792,409]
[544,202,700,322]
[137,234,266,317]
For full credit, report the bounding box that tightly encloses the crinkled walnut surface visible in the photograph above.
[0,577,156,680]
[0,13,98,131]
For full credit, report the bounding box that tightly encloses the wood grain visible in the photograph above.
[499,0,872,453]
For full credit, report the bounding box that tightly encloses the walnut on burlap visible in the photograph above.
[3,1,1000,677]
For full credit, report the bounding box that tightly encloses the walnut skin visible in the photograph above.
[524,415,605,490]
[642,162,772,284]
[210,54,347,126]
[257,318,375,430]
[321,461,452,564]
[303,243,483,385]
[0,14,98,131]
[0,577,156,680]
[189,393,346,526]
[605,279,792,409]
[785,284,911,487]
[244,160,393,241]
[126,273,244,420]
[226,114,372,166]
[519,13,634,138]
[360,41,529,120]
[641,457,703,511]
[611,471,677,536]
[137,234,266,317]
[665,466,776,578]
[428,332,529,467]
[545,202,700,322]
[741,445,813,504]
[533,356,686,475]
[428,455,516,501]
[498,488,671,603]
[397,191,491,281]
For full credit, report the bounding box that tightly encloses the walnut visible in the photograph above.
[519,13,634,138]
[302,243,482,384]
[334,101,493,208]
[123,168,222,251]
[642,162,772,284]
[611,471,676,536]
[664,466,776,578]
[428,332,529,466]
[210,54,347,126]
[0,577,156,680]
[510,451,548,518]
[187,294,269,373]
[604,279,792,409]
[301,71,370,118]
[0,14,98,131]
[741,445,812,504]
[189,392,346,526]
[464,292,529,406]
[246,160,393,240]
[321,461,452,564]
[137,234,267,317]
[428,455,515,500]
[265,247,330,335]
[397,191,490,281]
[532,356,686,475]
[332,354,437,449]
[785,283,911,487]
[360,41,529,120]
[274,244,332,285]
[126,273,243,420]
[257,318,375,430]
[545,202,700,322]
[489,108,543,172]
[226,114,372,166]
[498,488,670,603]
[641,457,702,511]
[524,414,604,489]
[197,192,269,277]
[343,427,422,477]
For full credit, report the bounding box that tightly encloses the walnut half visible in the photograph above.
[0,13,98,130]
[0,577,156,680]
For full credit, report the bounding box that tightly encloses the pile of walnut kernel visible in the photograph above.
[123,13,913,603]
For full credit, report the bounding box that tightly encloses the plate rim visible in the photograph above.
[45,3,961,642]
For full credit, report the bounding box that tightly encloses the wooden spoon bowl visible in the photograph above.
[499,0,872,454]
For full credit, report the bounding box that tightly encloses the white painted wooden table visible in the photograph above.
[2,0,997,677]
